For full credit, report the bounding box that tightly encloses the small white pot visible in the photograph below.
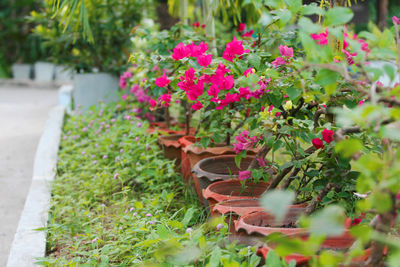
[34,62,55,82]
[73,73,119,110]
[11,64,32,80]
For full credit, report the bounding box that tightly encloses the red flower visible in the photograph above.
[312,138,324,149]
[171,43,190,60]
[237,23,246,32]
[322,129,334,143]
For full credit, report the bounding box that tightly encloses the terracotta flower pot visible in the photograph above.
[178,136,200,182]
[203,179,270,214]
[212,198,264,233]
[192,155,255,206]
[234,209,307,237]
[158,134,184,167]
[148,122,195,135]
[257,231,374,266]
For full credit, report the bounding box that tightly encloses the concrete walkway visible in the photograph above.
[0,85,57,266]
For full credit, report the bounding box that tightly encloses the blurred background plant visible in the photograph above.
[0,0,49,77]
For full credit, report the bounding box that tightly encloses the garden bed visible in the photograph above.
[37,103,261,266]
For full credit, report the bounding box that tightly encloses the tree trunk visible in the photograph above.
[377,0,388,30]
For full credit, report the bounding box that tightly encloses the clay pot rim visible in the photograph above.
[234,210,307,236]
[158,134,185,148]
[193,155,256,181]
[212,198,262,216]
[202,179,270,203]
[182,143,236,155]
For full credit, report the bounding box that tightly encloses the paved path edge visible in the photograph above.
[6,104,65,267]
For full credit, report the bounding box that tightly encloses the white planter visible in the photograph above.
[34,62,55,82]
[73,73,119,110]
[54,65,74,82]
[368,60,400,87]
[11,64,32,80]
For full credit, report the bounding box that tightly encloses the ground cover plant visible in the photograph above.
[38,102,271,266]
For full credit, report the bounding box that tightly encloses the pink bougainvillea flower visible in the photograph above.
[256,157,266,167]
[197,54,212,67]
[393,16,400,25]
[237,23,246,32]
[359,99,366,106]
[191,101,203,110]
[207,84,220,98]
[222,36,249,62]
[155,71,171,87]
[233,130,258,153]
[279,45,293,58]
[239,87,251,100]
[243,68,254,77]
[238,170,252,181]
[322,129,334,143]
[171,42,190,60]
[188,42,208,57]
[177,68,204,101]
[121,94,128,100]
[311,29,329,45]
[220,75,234,90]
[158,93,171,107]
[119,78,127,89]
[272,57,287,67]
[242,29,254,38]
[149,99,157,108]
[312,138,324,149]
[343,49,357,65]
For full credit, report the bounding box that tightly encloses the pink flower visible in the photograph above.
[233,130,258,153]
[149,99,157,108]
[188,42,208,57]
[359,99,366,106]
[322,129,334,144]
[393,16,400,25]
[197,54,212,67]
[238,170,252,181]
[312,138,324,149]
[243,68,254,77]
[191,101,203,110]
[119,78,127,89]
[343,49,357,65]
[121,94,128,100]
[237,23,246,32]
[272,57,287,67]
[216,223,224,231]
[158,94,171,107]
[279,45,293,58]
[242,30,254,38]
[311,30,329,45]
[257,157,266,167]
[155,71,171,87]
[171,42,190,60]
[222,36,249,62]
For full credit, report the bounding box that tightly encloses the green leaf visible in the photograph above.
[182,207,196,227]
[265,249,283,266]
[335,138,363,158]
[350,224,373,244]
[259,12,273,26]
[247,54,261,69]
[315,69,340,86]
[157,224,170,239]
[301,3,325,16]
[383,64,395,81]
[284,0,302,14]
[286,87,301,101]
[371,191,392,213]
[260,190,295,223]
[309,205,345,236]
[276,9,292,26]
[208,247,221,267]
[324,7,354,27]
[298,17,322,34]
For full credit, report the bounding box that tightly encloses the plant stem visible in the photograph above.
[185,101,191,135]
[165,107,171,129]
